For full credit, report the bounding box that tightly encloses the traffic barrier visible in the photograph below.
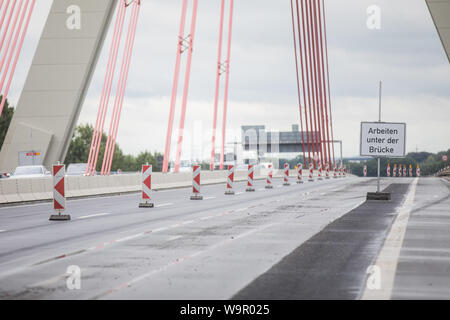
[265,164,274,189]
[225,165,235,195]
[325,163,330,179]
[318,162,323,180]
[416,164,420,177]
[409,164,413,177]
[308,163,314,182]
[339,165,342,178]
[246,164,255,192]
[283,163,290,186]
[387,163,391,177]
[393,164,397,177]
[402,165,406,177]
[139,164,154,208]
[190,165,203,200]
[49,164,70,221]
[333,165,337,178]
[297,163,303,184]
[363,165,367,177]
[343,165,347,177]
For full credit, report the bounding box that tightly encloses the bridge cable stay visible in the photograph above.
[102,0,141,175]
[290,0,334,169]
[209,0,235,171]
[289,0,307,166]
[86,1,127,176]
[162,0,199,173]
[0,0,35,118]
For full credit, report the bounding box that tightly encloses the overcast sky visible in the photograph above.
[8,0,450,159]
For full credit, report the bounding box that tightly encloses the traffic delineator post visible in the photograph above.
[283,163,290,186]
[49,164,71,221]
[363,165,367,177]
[225,165,235,195]
[265,164,274,189]
[333,165,338,178]
[190,165,203,200]
[409,164,413,177]
[387,163,391,177]
[308,162,314,182]
[325,163,330,179]
[402,164,406,177]
[139,164,154,208]
[318,162,323,180]
[297,163,304,184]
[393,163,397,177]
[343,165,347,177]
[416,164,420,177]
[338,164,342,178]
[246,164,255,192]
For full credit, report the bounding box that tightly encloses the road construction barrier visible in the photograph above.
[225,165,235,195]
[297,163,303,184]
[333,165,337,178]
[343,165,347,177]
[325,163,330,179]
[246,164,255,192]
[409,164,413,177]
[50,164,70,221]
[318,162,323,180]
[363,165,367,177]
[190,165,203,200]
[339,165,342,177]
[416,165,420,177]
[283,163,290,186]
[139,165,154,208]
[387,163,391,177]
[265,164,274,189]
[402,165,406,177]
[308,163,314,181]
[393,164,397,177]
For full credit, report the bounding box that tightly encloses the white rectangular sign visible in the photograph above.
[360,122,406,158]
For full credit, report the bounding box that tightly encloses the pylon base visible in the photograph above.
[283,183,290,186]
[139,202,154,208]
[325,177,330,179]
[225,190,235,195]
[308,179,315,182]
[49,214,71,221]
[265,185,273,189]
[246,188,255,192]
[190,194,203,200]
[318,177,324,180]
[297,180,304,184]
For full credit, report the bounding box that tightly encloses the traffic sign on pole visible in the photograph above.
[139,164,154,208]
[49,164,71,221]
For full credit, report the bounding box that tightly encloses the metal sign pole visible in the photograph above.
[377,81,382,193]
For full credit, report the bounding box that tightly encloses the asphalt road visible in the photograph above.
[0,176,448,299]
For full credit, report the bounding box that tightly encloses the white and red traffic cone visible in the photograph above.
[265,164,274,189]
[225,165,235,195]
[139,164,154,208]
[190,165,203,200]
[308,162,314,182]
[50,163,70,221]
[297,163,304,184]
[246,164,255,192]
[283,163,290,186]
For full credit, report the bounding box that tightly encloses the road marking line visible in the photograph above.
[155,202,174,208]
[204,196,216,200]
[181,220,194,225]
[235,192,244,195]
[361,178,419,300]
[77,212,112,220]
[152,227,169,233]
[200,216,213,221]
[258,188,265,191]
[0,230,5,233]
[116,233,144,243]
[167,235,183,241]
[235,207,248,212]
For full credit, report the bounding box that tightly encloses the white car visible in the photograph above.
[11,165,50,179]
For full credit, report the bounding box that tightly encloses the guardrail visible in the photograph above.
[0,169,318,205]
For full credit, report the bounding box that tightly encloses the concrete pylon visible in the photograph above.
[0,0,116,172]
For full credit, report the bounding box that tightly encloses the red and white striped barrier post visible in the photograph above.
[225,165,235,195]
[297,163,303,184]
[246,164,255,192]
[139,164,154,208]
[409,164,413,177]
[325,163,330,179]
[283,163,290,186]
[402,165,406,177]
[265,164,274,189]
[338,164,342,177]
[416,164,420,177]
[318,162,323,180]
[387,163,391,177]
[190,165,203,200]
[333,164,337,178]
[363,165,367,177]
[50,164,70,221]
[343,165,347,177]
[393,164,397,177]
[308,162,314,182]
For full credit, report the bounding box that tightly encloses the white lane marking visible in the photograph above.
[361,178,419,300]
[277,185,283,188]
[77,212,112,220]
[116,233,144,243]
[235,192,244,195]
[0,230,5,233]
[167,235,183,241]
[155,202,174,208]
[181,220,194,225]
[258,188,265,191]
[204,196,216,200]
[152,227,169,233]
[200,216,213,221]
[235,207,248,212]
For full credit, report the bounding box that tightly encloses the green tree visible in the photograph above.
[0,97,13,151]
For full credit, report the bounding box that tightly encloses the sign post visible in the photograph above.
[360,82,406,201]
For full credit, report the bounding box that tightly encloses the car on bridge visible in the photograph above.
[10,165,50,179]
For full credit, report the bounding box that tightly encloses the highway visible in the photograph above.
[0,176,449,299]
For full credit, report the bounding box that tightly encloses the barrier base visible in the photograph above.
[366,192,391,201]
[49,214,71,221]
[190,194,203,200]
[297,180,304,184]
[333,176,338,179]
[139,202,154,208]
[318,177,323,180]
[308,179,315,182]
[325,176,330,179]
[225,190,235,195]
[265,185,273,189]
[283,182,290,186]
[246,187,255,192]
